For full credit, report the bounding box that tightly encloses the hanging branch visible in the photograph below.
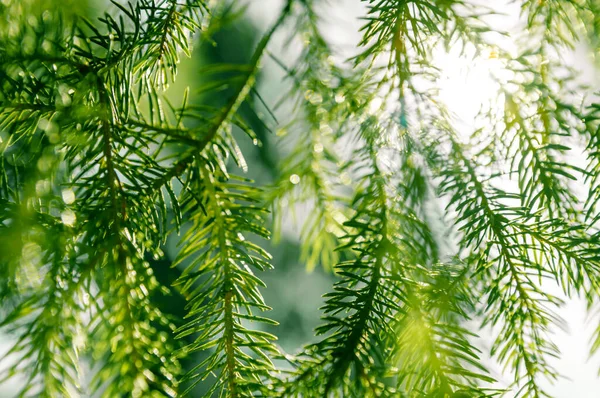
[1,0,600,397]
[168,5,292,396]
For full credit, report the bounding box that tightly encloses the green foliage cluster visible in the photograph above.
[1,0,600,397]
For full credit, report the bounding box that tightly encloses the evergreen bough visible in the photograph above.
[1,0,600,396]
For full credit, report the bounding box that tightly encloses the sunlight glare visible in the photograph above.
[436,46,510,128]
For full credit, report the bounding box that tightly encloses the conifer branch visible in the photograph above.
[266,0,365,271]
[2,0,600,396]
[135,0,209,90]
[394,263,496,395]
[435,134,563,396]
[147,4,291,194]
[277,118,404,397]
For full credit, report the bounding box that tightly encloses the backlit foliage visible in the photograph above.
[1,0,600,397]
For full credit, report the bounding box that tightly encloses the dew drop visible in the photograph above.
[62,189,75,205]
[61,209,76,226]
[36,180,51,195]
[289,174,300,185]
